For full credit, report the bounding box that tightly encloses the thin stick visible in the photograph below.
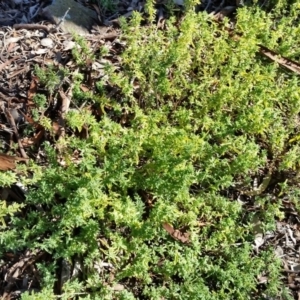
[204,0,212,11]
[55,7,71,30]
[5,109,28,160]
[13,24,51,33]
[214,0,225,13]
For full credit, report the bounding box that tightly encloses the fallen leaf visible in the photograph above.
[59,89,70,115]
[80,85,90,92]
[27,76,39,100]
[52,121,62,136]
[0,153,28,171]
[19,115,45,148]
[163,223,190,244]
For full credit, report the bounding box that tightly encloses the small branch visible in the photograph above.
[13,24,51,33]
[55,7,71,30]
[204,0,212,11]
[259,45,300,75]
[58,86,72,138]
[214,0,226,13]
[5,108,28,160]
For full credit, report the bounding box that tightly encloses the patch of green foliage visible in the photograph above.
[1,0,300,299]
[90,0,120,15]
[72,34,95,67]
[34,65,69,94]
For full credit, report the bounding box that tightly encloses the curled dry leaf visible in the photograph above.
[163,223,190,244]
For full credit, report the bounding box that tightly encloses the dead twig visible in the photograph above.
[259,45,300,75]
[58,84,73,138]
[55,7,71,30]
[5,108,28,160]
[213,17,300,76]
[204,0,212,11]
[214,0,226,13]
[13,24,52,34]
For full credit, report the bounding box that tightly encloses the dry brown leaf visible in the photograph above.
[59,89,70,115]
[0,153,28,171]
[163,223,190,244]
[3,250,44,298]
[27,76,39,100]
[80,85,90,92]
[52,121,62,136]
[30,129,45,146]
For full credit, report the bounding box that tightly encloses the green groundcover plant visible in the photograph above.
[1,0,300,299]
